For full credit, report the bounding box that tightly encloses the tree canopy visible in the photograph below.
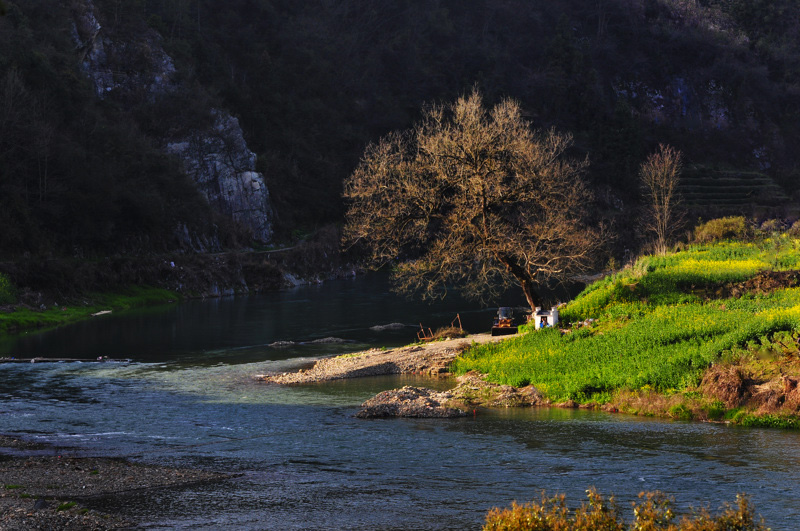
[343,90,604,311]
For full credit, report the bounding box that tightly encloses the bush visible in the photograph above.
[484,489,624,531]
[705,400,726,420]
[694,217,752,243]
[484,490,768,530]
[0,273,16,305]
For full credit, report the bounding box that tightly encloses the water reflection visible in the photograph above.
[1,275,799,529]
[0,274,529,362]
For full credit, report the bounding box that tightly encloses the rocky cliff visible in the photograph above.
[70,0,273,244]
[166,111,273,243]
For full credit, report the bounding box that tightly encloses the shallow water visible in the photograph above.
[1,276,800,529]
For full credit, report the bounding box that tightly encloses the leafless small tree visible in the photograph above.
[639,144,683,256]
[343,89,604,311]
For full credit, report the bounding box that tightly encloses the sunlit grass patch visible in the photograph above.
[0,285,179,334]
[456,240,800,405]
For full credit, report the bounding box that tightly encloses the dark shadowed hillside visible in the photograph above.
[1,0,798,259]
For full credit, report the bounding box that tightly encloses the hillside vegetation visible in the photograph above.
[1,0,800,258]
[454,222,800,428]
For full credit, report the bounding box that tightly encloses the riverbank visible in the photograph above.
[0,242,358,335]
[0,285,180,335]
[256,332,505,384]
[453,236,800,429]
[259,235,800,428]
[257,333,553,418]
[0,435,231,530]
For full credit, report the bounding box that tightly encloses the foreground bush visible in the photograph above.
[484,489,767,531]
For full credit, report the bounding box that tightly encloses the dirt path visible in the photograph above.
[256,333,509,384]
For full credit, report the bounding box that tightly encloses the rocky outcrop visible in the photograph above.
[71,1,176,100]
[70,0,273,244]
[354,372,545,419]
[356,386,468,418]
[167,111,273,243]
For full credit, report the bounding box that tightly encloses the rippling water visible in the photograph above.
[2,276,800,529]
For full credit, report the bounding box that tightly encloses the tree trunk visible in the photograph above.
[497,254,541,311]
[520,277,541,312]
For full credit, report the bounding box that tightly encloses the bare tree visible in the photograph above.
[639,144,683,255]
[343,89,604,311]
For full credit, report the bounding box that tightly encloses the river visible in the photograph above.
[1,275,800,530]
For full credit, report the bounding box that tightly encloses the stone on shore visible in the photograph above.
[356,386,468,418]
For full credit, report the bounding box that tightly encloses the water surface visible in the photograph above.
[1,276,799,529]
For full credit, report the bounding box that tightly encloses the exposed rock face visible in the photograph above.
[71,1,176,100]
[167,111,273,243]
[70,0,273,244]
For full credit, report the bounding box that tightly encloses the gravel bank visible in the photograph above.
[0,435,230,530]
[356,386,470,418]
[355,372,546,418]
[257,333,507,384]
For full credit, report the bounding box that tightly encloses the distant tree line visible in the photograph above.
[104,0,800,238]
[1,0,799,260]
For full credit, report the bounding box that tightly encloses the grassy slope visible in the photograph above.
[0,282,179,335]
[454,237,800,428]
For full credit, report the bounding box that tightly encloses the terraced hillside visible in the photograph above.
[680,168,793,216]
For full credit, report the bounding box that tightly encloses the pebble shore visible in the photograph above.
[0,436,230,530]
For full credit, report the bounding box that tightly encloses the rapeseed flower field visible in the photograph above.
[454,237,800,407]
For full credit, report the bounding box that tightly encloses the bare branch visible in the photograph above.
[342,88,605,310]
[639,144,683,255]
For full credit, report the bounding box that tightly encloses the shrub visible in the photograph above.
[484,489,624,531]
[668,403,693,420]
[738,414,800,430]
[705,400,726,420]
[759,219,783,234]
[0,273,16,305]
[693,216,751,243]
[484,490,768,530]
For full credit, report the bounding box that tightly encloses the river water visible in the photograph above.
[1,275,800,530]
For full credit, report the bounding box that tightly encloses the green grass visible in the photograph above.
[454,237,800,403]
[0,285,180,335]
